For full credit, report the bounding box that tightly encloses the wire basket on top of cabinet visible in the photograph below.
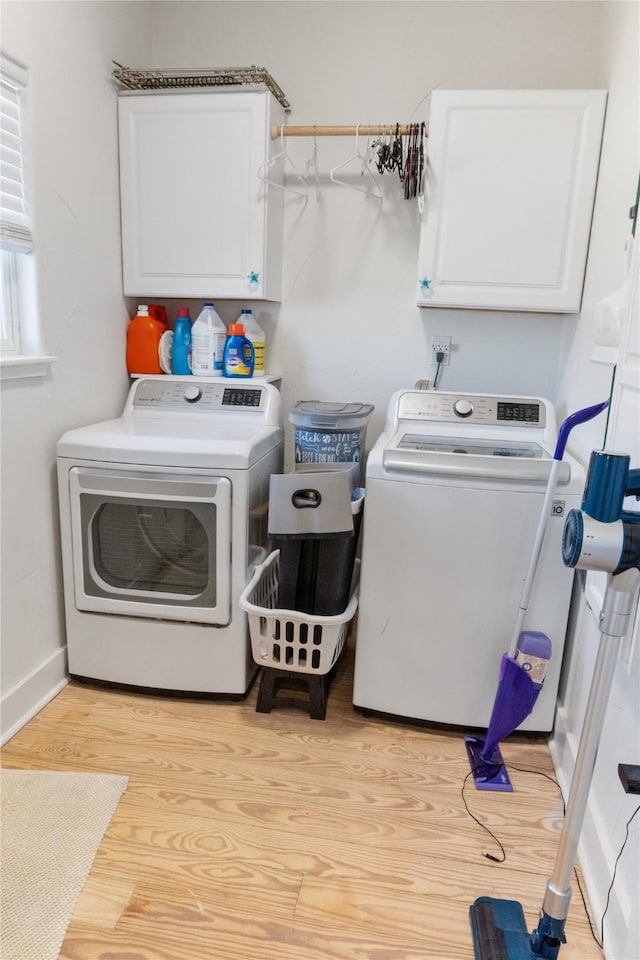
[111,63,291,113]
[239,550,360,676]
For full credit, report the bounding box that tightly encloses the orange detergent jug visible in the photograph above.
[148,304,169,330]
[126,304,165,375]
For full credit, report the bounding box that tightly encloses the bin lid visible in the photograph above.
[289,400,374,427]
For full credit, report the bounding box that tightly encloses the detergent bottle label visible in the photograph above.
[252,340,265,373]
[223,337,254,377]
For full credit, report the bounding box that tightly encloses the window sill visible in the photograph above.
[0,354,57,381]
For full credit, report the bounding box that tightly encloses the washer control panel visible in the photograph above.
[396,392,547,429]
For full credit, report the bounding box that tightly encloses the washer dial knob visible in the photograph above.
[453,398,474,418]
[184,385,202,404]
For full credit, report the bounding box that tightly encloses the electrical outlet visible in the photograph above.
[431,336,451,365]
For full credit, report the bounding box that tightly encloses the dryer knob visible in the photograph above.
[183,385,202,404]
[453,399,474,418]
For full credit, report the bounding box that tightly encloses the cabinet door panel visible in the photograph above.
[119,91,283,300]
[136,111,251,278]
[418,90,607,312]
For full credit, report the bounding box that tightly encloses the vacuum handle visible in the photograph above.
[554,401,609,461]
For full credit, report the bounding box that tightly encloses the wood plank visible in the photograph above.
[70,875,136,932]
[295,875,599,959]
[92,804,553,901]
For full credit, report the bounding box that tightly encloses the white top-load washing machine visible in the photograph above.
[57,376,283,695]
[353,390,587,732]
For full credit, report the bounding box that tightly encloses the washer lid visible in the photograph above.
[397,434,550,458]
[57,418,283,469]
[383,433,570,484]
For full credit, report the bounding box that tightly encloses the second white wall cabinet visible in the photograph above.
[118,89,285,300]
[418,90,607,313]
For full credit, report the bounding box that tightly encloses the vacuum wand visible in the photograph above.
[470,449,640,960]
[534,568,639,953]
[533,451,640,952]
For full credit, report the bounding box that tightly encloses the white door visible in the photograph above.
[70,468,232,624]
[118,90,284,300]
[418,90,607,312]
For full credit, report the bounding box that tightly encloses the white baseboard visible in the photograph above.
[1,647,69,746]
[551,702,630,960]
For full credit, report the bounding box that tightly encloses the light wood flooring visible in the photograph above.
[1,637,603,960]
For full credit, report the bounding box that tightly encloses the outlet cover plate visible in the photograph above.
[431,336,451,365]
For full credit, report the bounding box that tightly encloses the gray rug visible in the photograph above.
[1,768,128,960]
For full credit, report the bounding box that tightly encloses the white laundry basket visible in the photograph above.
[240,550,360,675]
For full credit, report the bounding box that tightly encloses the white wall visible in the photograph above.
[150,0,606,451]
[0,1,152,740]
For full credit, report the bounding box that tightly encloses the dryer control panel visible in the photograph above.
[123,377,281,426]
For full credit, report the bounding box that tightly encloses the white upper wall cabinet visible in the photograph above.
[417,90,607,313]
[118,89,285,300]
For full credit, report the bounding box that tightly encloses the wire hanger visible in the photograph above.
[257,127,308,198]
[329,124,383,199]
[302,126,321,202]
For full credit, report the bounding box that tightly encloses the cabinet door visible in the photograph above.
[119,91,284,300]
[417,90,607,312]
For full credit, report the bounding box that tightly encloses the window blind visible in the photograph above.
[0,55,33,253]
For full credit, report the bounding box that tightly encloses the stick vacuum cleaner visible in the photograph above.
[470,449,640,960]
[465,401,609,792]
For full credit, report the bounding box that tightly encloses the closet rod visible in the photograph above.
[270,124,427,138]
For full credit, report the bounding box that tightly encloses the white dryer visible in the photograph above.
[353,390,587,732]
[57,376,283,695]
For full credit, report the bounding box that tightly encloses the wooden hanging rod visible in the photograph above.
[270,124,427,138]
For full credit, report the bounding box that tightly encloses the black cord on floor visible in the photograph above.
[461,770,506,863]
[463,760,607,952]
[599,803,640,947]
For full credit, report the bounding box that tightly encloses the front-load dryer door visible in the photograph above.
[69,467,231,624]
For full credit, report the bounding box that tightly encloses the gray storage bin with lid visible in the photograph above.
[289,400,374,484]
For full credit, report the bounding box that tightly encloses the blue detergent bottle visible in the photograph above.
[223,323,255,378]
[171,307,192,375]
